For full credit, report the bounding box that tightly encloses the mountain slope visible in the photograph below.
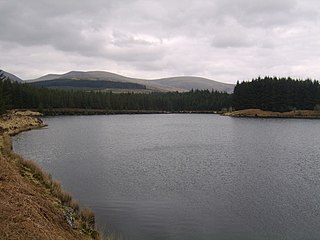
[2,71,23,82]
[152,76,235,93]
[30,71,135,82]
[30,79,147,91]
[28,71,234,93]
[29,71,186,92]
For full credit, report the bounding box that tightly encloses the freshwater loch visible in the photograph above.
[13,114,320,240]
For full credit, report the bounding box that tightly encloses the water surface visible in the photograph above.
[13,114,320,240]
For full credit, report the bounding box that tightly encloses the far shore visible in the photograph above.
[223,109,320,119]
[10,108,320,119]
[30,108,220,116]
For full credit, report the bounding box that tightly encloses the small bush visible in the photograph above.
[70,200,80,214]
[80,208,96,228]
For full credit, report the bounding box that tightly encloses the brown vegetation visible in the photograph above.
[0,110,101,240]
[223,109,320,118]
[0,110,46,136]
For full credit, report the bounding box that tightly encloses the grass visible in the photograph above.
[80,208,99,238]
[224,108,320,118]
[0,112,102,240]
[11,142,100,239]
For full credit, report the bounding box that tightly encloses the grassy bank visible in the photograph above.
[223,109,320,119]
[0,110,101,240]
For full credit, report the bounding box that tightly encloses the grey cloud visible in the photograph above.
[1,0,320,83]
[213,0,298,27]
[110,31,160,47]
[211,18,253,48]
[0,1,114,53]
[105,45,165,63]
[216,0,296,14]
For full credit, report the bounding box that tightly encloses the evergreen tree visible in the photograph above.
[0,73,233,113]
[233,77,320,112]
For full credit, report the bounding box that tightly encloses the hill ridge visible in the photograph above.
[27,70,234,93]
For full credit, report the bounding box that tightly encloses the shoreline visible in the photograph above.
[26,108,220,116]
[40,108,320,119]
[0,110,101,240]
[223,109,320,119]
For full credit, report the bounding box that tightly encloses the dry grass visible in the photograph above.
[0,111,46,135]
[224,108,320,118]
[81,208,96,227]
[80,208,99,238]
[0,152,89,240]
[0,111,102,240]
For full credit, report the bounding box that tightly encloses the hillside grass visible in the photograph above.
[0,110,101,240]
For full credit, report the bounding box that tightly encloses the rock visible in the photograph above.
[63,206,77,229]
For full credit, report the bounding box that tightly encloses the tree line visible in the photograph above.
[2,71,320,114]
[233,76,320,112]
[0,70,232,114]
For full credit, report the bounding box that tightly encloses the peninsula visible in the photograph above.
[224,109,320,119]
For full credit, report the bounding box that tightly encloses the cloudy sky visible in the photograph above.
[1,0,320,83]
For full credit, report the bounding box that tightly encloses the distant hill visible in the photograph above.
[30,71,134,82]
[28,71,235,93]
[152,76,235,93]
[2,71,23,83]
[29,71,184,93]
[30,79,147,91]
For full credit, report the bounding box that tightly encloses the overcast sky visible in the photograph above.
[1,0,320,83]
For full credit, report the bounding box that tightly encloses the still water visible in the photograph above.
[13,114,320,240]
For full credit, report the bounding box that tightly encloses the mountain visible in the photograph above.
[2,71,23,83]
[32,74,62,82]
[30,79,148,91]
[152,76,235,93]
[28,71,235,93]
[30,71,133,82]
[29,71,186,92]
